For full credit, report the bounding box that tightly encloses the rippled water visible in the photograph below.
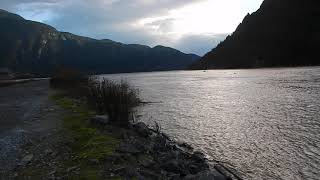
[102,67,320,180]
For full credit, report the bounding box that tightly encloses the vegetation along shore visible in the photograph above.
[0,70,237,179]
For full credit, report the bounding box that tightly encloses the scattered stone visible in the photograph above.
[191,151,206,162]
[139,169,159,179]
[66,166,78,173]
[168,173,181,180]
[21,154,33,165]
[117,142,142,154]
[152,134,168,150]
[124,167,138,178]
[44,148,53,155]
[48,170,56,176]
[189,164,201,174]
[113,167,126,173]
[88,159,99,165]
[137,155,154,167]
[51,152,58,157]
[178,141,193,150]
[183,170,228,180]
[160,160,181,174]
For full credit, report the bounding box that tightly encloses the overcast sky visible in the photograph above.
[0,0,263,55]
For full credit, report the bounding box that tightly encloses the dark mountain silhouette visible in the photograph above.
[0,9,199,75]
[190,0,320,69]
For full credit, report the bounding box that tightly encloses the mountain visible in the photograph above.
[0,9,199,75]
[190,0,320,69]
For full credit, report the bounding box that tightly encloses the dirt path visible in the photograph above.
[0,80,62,178]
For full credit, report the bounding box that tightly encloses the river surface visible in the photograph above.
[102,67,320,180]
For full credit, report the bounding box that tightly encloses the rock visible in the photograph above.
[48,170,56,176]
[124,167,139,178]
[88,158,99,165]
[51,152,58,157]
[191,151,206,162]
[188,164,201,174]
[66,166,78,172]
[161,133,171,140]
[178,141,193,151]
[134,122,151,137]
[160,160,181,174]
[214,165,235,180]
[117,142,142,154]
[112,167,126,173]
[183,170,228,180]
[90,115,109,126]
[139,170,159,179]
[44,148,53,155]
[21,154,33,164]
[137,155,154,167]
[152,135,168,150]
[168,173,181,180]
[105,153,123,163]
[158,151,176,163]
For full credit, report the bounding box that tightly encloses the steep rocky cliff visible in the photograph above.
[191,0,320,69]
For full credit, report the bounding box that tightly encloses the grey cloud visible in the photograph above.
[0,0,225,55]
[145,18,175,33]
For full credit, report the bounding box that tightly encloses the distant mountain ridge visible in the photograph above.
[190,0,320,69]
[0,9,199,75]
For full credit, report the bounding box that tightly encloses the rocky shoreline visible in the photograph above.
[11,117,237,180]
[1,80,239,179]
[91,115,235,180]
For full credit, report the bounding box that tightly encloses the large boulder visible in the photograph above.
[133,122,151,137]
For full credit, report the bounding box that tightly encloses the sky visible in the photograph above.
[0,0,263,56]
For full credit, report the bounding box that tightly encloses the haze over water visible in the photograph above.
[102,67,320,180]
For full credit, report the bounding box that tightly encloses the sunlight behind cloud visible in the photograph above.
[136,0,262,36]
[0,0,263,55]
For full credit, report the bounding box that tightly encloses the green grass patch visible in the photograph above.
[49,92,120,179]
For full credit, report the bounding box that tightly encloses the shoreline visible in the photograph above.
[0,80,239,179]
[0,78,49,87]
[130,121,240,180]
[50,93,236,179]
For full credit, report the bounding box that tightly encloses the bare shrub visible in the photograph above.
[87,78,140,126]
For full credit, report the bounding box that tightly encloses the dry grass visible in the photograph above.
[50,68,140,126]
[87,78,140,126]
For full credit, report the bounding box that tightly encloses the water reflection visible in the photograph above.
[102,67,320,180]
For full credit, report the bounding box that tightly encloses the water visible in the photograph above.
[102,67,320,180]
